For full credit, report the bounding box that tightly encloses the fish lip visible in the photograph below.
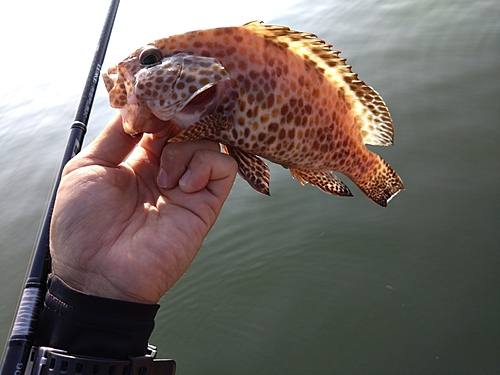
[122,108,177,137]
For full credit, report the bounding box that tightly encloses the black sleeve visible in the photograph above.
[34,274,160,360]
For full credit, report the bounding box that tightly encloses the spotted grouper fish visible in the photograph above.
[103,21,404,206]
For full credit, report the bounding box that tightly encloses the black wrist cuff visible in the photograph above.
[34,274,160,359]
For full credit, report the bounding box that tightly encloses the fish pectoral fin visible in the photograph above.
[289,169,353,197]
[223,145,271,196]
[169,112,232,142]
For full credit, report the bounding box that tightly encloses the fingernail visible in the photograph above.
[157,169,168,188]
[179,169,191,187]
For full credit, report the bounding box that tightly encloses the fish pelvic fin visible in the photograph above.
[222,145,271,195]
[290,169,353,197]
[353,156,404,207]
[168,112,232,143]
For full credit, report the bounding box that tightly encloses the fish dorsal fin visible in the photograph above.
[243,21,394,146]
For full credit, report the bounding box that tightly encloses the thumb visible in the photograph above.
[76,114,141,168]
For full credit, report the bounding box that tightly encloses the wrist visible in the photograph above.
[53,270,136,303]
[51,259,156,304]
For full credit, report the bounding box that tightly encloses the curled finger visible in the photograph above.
[178,148,237,195]
[157,140,233,190]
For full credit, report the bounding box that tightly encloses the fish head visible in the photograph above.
[103,46,234,135]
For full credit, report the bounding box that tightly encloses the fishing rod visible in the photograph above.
[0,1,120,374]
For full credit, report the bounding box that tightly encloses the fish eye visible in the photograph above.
[139,46,163,66]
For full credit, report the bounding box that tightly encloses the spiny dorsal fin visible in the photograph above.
[243,21,394,147]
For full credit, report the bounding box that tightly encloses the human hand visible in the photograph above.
[49,115,237,304]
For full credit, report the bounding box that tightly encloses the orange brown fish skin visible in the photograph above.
[103,21,404,206]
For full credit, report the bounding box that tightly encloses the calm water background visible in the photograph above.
[1,0,499,373]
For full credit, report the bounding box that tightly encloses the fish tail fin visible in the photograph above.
[353,155,404,207]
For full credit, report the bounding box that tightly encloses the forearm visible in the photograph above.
[34,274,159,359]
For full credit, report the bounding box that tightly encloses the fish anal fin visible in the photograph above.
[169,112,232,143]
[290,169,352,197]
[223,145,270,195]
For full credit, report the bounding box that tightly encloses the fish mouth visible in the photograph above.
[122,109,181,138]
